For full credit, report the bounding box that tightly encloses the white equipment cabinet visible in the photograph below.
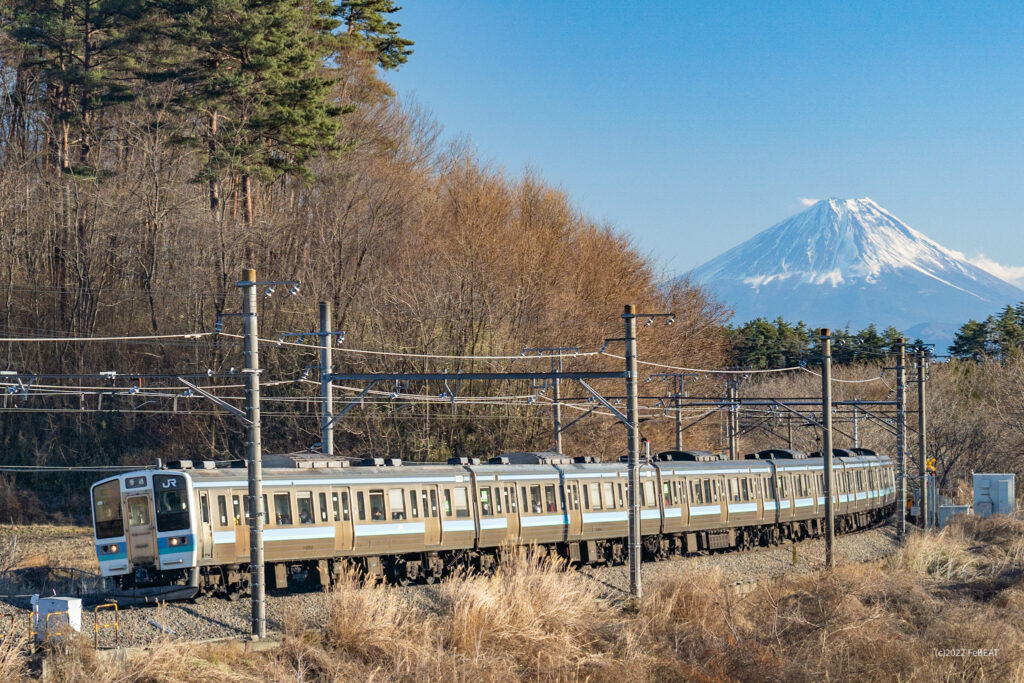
[31,596,82,642]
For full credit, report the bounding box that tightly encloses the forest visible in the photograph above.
[1,1,1022,521]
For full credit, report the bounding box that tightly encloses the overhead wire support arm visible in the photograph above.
[176,378,253,424]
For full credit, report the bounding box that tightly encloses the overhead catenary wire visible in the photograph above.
[0,332,214,343]
[219,332,603,361]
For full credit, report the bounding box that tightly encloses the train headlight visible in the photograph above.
[108,544,118,553]
[170,537,179,546]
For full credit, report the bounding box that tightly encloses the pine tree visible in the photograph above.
[161,0,350,229]
[336,0,413,70]
[8,0,142,173]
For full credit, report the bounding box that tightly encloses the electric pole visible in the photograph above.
[240,269,266,639]
[727,379,739,459]
[624,305,642,601]
[820,329,834,569]
[320,302,334,456]
[917,349,928,530]
[522,347,578,455]
[896,338,907,538]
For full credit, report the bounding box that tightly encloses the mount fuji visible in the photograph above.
[687,198,1023,348]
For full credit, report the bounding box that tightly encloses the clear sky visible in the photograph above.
[384,1,1024,281]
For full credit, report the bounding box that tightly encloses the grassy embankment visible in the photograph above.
[2,516,1022,681]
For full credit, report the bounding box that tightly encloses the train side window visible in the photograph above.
[480,487,493,516]
[601,482,614,509]
[728,478,739,502]
[409,491,419,518]
[677,480,685,503]
[663,482,672,505]
[453,487,470,518]
[589,483,600,509]
[331,492,340,521]
[506,487,516,513]
[369,490,386,520]
[521,487,529,512]
[702,479,712,503]
[319,493,329,522]
[444,490,453,517]
[617,483,625,508]
[389,489,406,520]
[200,495,210,525]
[262,495,269,524]
[641,481,654,507]
[543,485,557,512]
[274,493,293,525]
[741,479,749,502]
[217,495,228,526]
[422,491,430,517]
[296,492,314,524]
[357,492,366,521]
[429,489,439,517]
[233,495,242,525]
[528,485,542,514]
[495,488,503,514]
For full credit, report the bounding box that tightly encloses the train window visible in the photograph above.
[422,491,430,518]
[453,487,470,518]
[587,483,598,509]
[521,487,529,512]
[818,474,825,493]
[389,489,405,520]
[369,490,386,521]
[728,478,739,502]
[199,495,210,525]
[274,493,293,525]
[642,481,655,507]
[601,482,614,509]
[495,488,503,514]
[357,492,366,521]
[528,486,542,514]
[444,490,453,517]
[741,479,749,502]
[677,480,686,503]
[152,474,189,532]
[218,496,228,526]
[263,495,269,524]
[779,478,788,498]
[480,487,493,516]
[125,497,150,529]
[687,481,698,504]
[409,491,419,518]
[319,493,329,522]
[430,489,439,517]
[233,495,242,525]
[663,482,672,505]
[93,481,124,539]
[701,479,711,503]
[543,485,557,512]
[506,487,516,513]
[296,492,314,524]
[618,484,625,508]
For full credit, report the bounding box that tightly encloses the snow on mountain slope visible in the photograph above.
[687,198,1023,347]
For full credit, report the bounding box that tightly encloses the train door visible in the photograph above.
[332,488,354,552]
[423,486,442,545]
[125,495,157,566]
[198,491,214,559]
[566,482,582,537]
[232,493,249,560]
[502,485,520,541]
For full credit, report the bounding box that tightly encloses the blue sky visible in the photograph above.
[384,1,1024,281]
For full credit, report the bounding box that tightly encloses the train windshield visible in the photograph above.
[92,480,124,539]
[153,474,191,531]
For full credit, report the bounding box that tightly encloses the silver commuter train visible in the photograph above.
[90,448,897,600]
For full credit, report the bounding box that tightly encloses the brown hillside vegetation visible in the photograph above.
[3,516,1019,682]
[0,21,729,516]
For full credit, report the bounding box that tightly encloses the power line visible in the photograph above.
[0,332,214,343]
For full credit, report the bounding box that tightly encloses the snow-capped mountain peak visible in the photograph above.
[687,198,1023,347]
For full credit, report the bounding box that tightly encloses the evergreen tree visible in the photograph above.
[8,0,143,172]
[949,318,992,360]
[336,0,413,70]
[162,0,350,226]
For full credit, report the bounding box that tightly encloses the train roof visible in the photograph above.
[92,449,891,488]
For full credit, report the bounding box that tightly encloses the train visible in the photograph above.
[90,448,897,600]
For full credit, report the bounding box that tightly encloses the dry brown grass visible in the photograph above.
[28,518,1024,681]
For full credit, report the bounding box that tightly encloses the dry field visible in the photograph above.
[0,516,1022,681]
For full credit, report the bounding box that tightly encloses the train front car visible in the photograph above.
[91,469,201,602]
